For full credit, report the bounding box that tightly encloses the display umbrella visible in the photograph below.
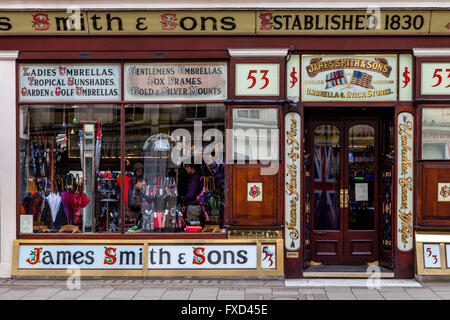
[60,191,73,223]
[70,179,91,225]
[46,192,62,223]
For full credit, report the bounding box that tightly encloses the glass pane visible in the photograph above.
[422,108,450,160]
[19,104,121,234]
[348,124,375,230]
[124,104,225,233]
[313,125,340,230]
[232,108,278,161]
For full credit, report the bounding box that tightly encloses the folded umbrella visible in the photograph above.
[60,191,73,223]
[46,192,62,223]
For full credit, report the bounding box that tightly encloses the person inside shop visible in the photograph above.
[181,162,203,226]
[129,177,144,220]
[122,161,144,224]
[130,162,144,191]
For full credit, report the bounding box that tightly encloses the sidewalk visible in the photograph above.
[0,278,449,300]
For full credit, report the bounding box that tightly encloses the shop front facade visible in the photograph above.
[0,6,449,279]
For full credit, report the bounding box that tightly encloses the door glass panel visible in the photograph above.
[313,125,340,230]
[348,124,375,230]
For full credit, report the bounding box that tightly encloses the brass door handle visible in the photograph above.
[340,189,344,208]
[344,189,349,208]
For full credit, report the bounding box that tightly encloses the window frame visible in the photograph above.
[16,59,229,240]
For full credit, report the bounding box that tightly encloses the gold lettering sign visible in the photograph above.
[306,57,392,78]
[285,113,301,251]
[0,11,254,34]
[257,11,431,34]
[397,113,414,252]
[0,10,448,35]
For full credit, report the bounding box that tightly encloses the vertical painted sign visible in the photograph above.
[399,54,413,101]
[397,112,414,252]
[285,112,301,251]
[287,54,300,102]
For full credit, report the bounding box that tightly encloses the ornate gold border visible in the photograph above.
[300,54,398,102]
[12,239,284,277]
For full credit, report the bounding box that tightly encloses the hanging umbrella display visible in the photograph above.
[95,118,102,170]
[60,191,73,224]
[46,192,62,223]
[71,178,91,225]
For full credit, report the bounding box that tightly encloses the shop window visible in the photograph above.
[19,104,121,234]
[232,108,279,161]
[422,107,450,160]
[124,104,225,233]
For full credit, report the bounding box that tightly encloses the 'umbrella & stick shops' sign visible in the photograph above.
[301,54,397,101]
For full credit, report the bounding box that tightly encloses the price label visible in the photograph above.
[235,63,279,96]
[423,243,441,268]
[421,63,450,95]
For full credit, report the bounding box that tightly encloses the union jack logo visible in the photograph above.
[313,145,339,230]
[325,70,346,89]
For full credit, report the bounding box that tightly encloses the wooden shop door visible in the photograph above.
[308,118,380,265]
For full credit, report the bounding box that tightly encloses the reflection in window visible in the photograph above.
[422,108,450,160]
[348,125,375,230]
[19,104,121,234]
[312,125,340,230]
[232,108,278,161]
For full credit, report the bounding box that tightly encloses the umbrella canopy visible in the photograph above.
[60,191,73,223]
[46,192,62,223]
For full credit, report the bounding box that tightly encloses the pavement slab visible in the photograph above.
[48,289,87,300]
[434,291,450,299]
[0,278,447,300]
[0,289,35,300]
[21,287,62,300]
[379,291,413,300]
[104,288,140,300]
[133,287,167,299]
[76,287,115,300]
[161,289,192,300]
[326,292,357,300]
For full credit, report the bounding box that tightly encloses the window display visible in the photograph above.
[18,96,226,235]
[422,107,450,160]
[19,104,121,233]
[124,103,226,233]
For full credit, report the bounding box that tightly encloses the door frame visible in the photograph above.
[306,113,382,266]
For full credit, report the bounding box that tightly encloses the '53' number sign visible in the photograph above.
[423,244,441,268]
[421,63,450,95]
[235,63,279,96]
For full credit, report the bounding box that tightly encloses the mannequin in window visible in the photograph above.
[181,163,202,225]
